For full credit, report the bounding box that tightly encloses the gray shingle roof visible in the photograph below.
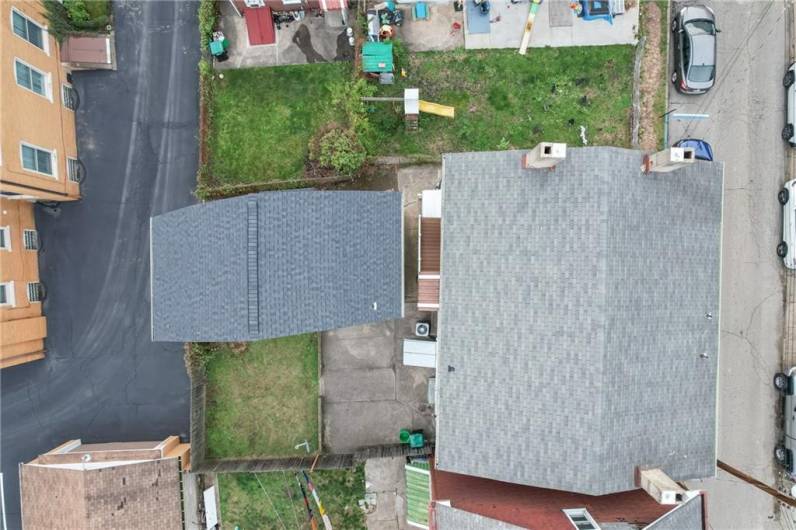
[151,190,403,341]
[646,494,704,530]
[434,505,525,530]
[435,148,723,495]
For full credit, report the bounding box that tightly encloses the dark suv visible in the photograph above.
[672,5,718,95]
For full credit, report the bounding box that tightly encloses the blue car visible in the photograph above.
[673,138,714,161]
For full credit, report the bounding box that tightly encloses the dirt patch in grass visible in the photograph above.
[639,1,666,150]
[204,335,319,459]
[218,467,366,530]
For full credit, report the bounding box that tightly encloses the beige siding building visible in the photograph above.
[1,1,82,368]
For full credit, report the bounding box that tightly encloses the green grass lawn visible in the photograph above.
[371,46,635,154]
[207,63,351,186]
[218,467,366,530]
[204,335,320,459]
[206,46,634,187]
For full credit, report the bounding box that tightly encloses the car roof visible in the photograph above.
[689,34,716,66]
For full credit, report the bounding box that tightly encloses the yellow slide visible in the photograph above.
[418,100,455,118]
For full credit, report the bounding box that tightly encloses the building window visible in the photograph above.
[15,59,49,98]
[23,229,39,250]
[67,158,81,183]
[563,509,600,530]
[0,227,9,250]
[0,282,15,307]
[62,84,77,110]
[20,144,55,177]
[11,9,45,50]
[27,282,43,303]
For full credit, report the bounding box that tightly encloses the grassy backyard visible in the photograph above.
[204,335,320,459]
[218,467,366,530]
[207,63,351,186]
[205,46,635,188]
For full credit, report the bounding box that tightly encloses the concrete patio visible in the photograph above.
[464,0,639,49]
[320,304,436,453]
[216,0,354,69]
[395,3,464,52]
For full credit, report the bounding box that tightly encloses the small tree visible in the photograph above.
[315,128,367,177]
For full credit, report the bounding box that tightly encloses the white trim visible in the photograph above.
[418,273,440,280]
[10,7,49,55]
[13,57,53,101]
[19,142,57,178]
[0,226,10,251]
[562,508,601,530]
[417,303,440,309]
[0,282,15,307]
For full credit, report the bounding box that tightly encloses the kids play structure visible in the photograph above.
[362,88,455,130]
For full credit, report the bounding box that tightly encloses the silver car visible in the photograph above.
[774,369,796,474]
[784,62,795,146]
[671,5,718,94]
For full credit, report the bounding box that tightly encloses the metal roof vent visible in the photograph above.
[642,147,696,173]
[521,142,567,169]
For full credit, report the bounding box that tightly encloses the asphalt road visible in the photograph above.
[668,1,791,528]
[0,2,198,528]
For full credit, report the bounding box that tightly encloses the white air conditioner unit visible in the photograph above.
[244,0,266,7]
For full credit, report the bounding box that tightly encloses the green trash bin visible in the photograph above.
[409,432,425,449]
[399,429,411,444]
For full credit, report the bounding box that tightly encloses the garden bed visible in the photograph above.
[218,467,367,530]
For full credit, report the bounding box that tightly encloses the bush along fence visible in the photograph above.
[184,343,433,473]
[42,0,111,42]
[196,0,218,199]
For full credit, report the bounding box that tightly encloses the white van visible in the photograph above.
[778,179,796,269]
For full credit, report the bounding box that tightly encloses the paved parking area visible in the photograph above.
[666,1,791,528]
[0,2,197,528]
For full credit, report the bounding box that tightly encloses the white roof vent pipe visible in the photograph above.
[642,147,696,173]
[521,142,567,170]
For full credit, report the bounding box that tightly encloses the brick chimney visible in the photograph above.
[642,147,696,173]
[521,142,567,169]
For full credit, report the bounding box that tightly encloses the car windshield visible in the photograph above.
[689,64,715,82]
[686,19,716,35]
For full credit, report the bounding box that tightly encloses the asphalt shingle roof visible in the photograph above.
[647,494,704,530]
[434,505,525,530]
[151,190,403,341]
[435,148,723,495]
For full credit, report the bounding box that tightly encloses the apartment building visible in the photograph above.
[1,1,82,368]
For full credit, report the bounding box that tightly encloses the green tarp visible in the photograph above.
[405,461,431,528]
[362,41,394,73]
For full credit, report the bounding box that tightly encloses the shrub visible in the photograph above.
[315,128,366,176]
[41,0,109,41]
[63,0,90,22]
[199,0,217,50]
[184,342,219,375]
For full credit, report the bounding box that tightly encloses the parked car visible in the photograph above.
[774,369,796,474]
[778,179,796,269]
[671,5,718,94]
[784,62,795,146]
[673,138,713,161]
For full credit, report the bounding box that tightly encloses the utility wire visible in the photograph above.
[254,473,289,530]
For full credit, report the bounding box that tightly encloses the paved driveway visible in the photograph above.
[0,2,198,528]
[667,2,790,527]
